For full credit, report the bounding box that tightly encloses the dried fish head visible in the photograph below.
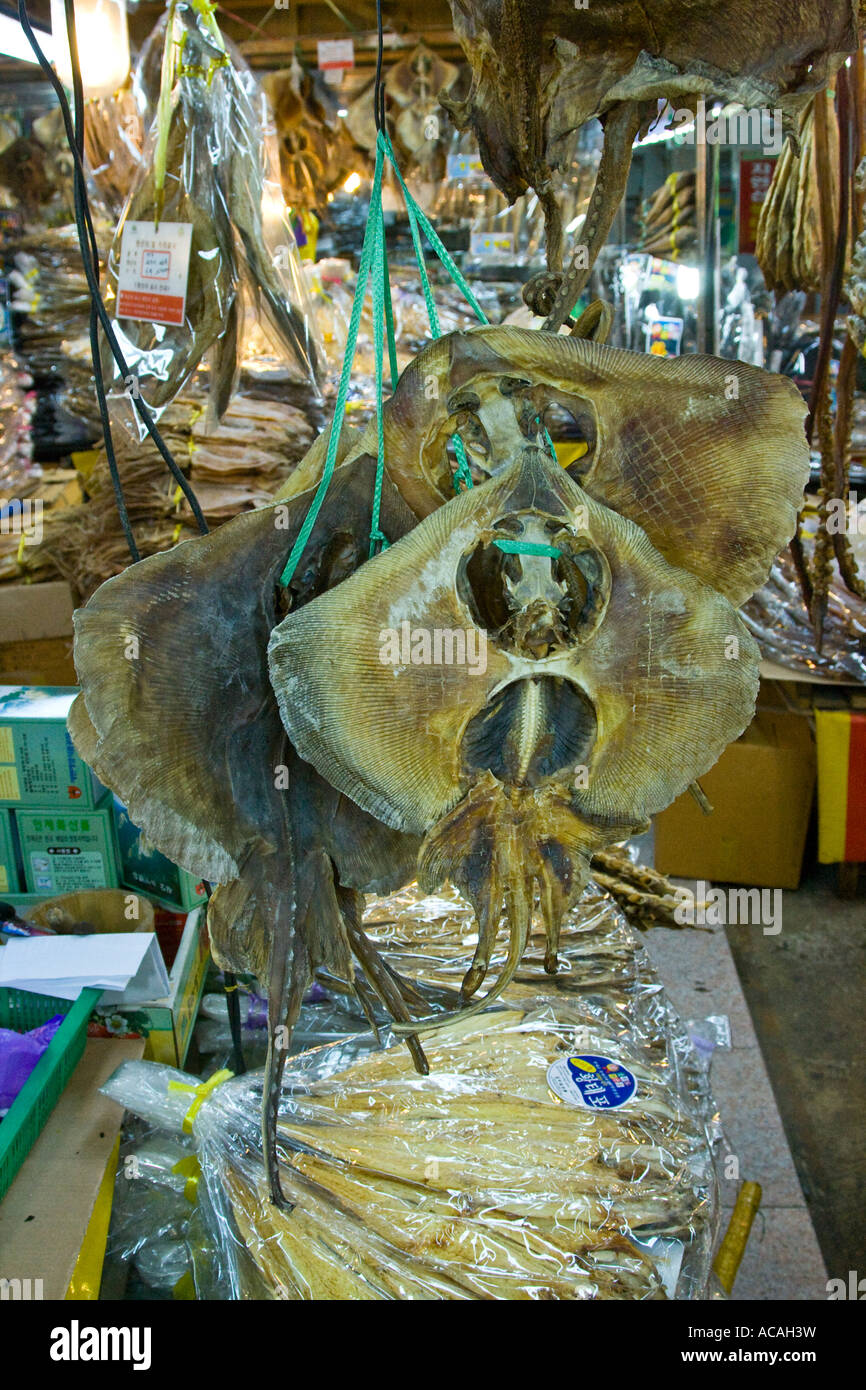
[269,447,761,1024]
[384,326,810,605]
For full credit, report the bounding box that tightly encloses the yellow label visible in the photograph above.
[0,727,13,762]
[0,866,7,892]
[0,765,21,800]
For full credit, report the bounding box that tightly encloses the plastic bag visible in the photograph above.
[101,1,321,436]
[189,884,720,1301]
[0,1014,64,1112]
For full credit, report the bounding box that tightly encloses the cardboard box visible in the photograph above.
[113,797,207,911]
[90,908,210,1067]
[654,709,816,889]
[0,1038,144,1300]
[0,806,20,894]
[0,686,104,808]
[0,584,77,687]
[15,799,119,895]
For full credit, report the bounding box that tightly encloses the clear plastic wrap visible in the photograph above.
[184,884,720,1301]
[101,1,321,435]
[742,543,866,683]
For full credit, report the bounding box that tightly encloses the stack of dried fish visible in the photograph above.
[193,882,717,1300]
[7,223,110,435]
[743,539,866,684]
[0,351,36,492]
[102,1,319,431]
[24,384,315,601]
[637,171,697,260]
[756,91,845,294]
[82,84,145,220]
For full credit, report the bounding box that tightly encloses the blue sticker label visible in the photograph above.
[546,1053,637,1110]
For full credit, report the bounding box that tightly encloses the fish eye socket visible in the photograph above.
[497,376,533,397]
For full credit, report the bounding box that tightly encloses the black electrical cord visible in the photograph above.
[17,0,211,540]
[374,0,386,134]
[61,0,141,560]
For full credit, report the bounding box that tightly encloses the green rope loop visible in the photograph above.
[493,539,563,559]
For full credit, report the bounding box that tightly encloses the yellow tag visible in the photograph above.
[0,866,8,892]
[0,727,13,762]
[0,765,21,800]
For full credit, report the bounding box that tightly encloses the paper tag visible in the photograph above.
[469,231,514,260]
[116,221,193,328]
[547,1054,637,1110]
[447,152,484,180]
[0,765,20,800]
[317,38,354,71]
[0,726,13,762]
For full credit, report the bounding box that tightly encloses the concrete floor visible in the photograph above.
[640,851,864,1300]
[723,862,866,1288]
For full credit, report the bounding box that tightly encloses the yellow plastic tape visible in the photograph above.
[713,1180,762,1294]
[172,1153,202,1204]
[65,1135,121,1300]
[168,1068,234,1135]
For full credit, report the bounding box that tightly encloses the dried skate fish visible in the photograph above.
[70,452,423,1203]
[381,326,809,605]
[269,447,763,1021]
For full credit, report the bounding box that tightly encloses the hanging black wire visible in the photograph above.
[374,0,386,133]
[17,0,210,543]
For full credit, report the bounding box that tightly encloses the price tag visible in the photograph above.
[447,152,485,179]
[469,231,515,260]
[116,221,193,327]
[547,1053,637,1110]
[317,38,354,71]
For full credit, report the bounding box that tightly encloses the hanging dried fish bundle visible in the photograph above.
[637,171,697,260]
[101,2,320,434]
[756,91,844,294]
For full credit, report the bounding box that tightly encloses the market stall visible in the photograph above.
[0,0,863,1324]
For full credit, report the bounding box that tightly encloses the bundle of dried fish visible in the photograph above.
[637,170,697,258]
[265,63,368,209]
[194,901,718,1299]
[756,91,843,293]
[445,0,860,324]
[102,3,319,430]
[742,541,866,684]
[70,324,807,1202]
[346,44,462,186]
[82,84,144,219]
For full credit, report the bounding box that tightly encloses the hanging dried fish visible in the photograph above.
[444,1,860,322]
[380,326,809,606]
[69,448,424,1203]
[268,448,768,1027]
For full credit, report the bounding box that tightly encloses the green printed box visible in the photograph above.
[113,797,207,912]
[16,801,119,895]
[0,686,105,809]
[0,807,21,895]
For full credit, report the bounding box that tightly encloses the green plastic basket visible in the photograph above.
[0,986,102,1203]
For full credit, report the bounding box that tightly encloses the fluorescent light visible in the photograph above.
[342,171,362,194]
[0,13,55,64]
[676,264,701,300]
[337,107,348,117]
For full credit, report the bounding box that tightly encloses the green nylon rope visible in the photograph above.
[493,539,563,559]
[279,130,494,589]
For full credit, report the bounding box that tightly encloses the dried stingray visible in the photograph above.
[268,447,765,1028]
[69,450,425,1203]
[379,326,810,606]
[444,0,860,323]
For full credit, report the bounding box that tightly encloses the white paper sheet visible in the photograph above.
[0,932,169,1003]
